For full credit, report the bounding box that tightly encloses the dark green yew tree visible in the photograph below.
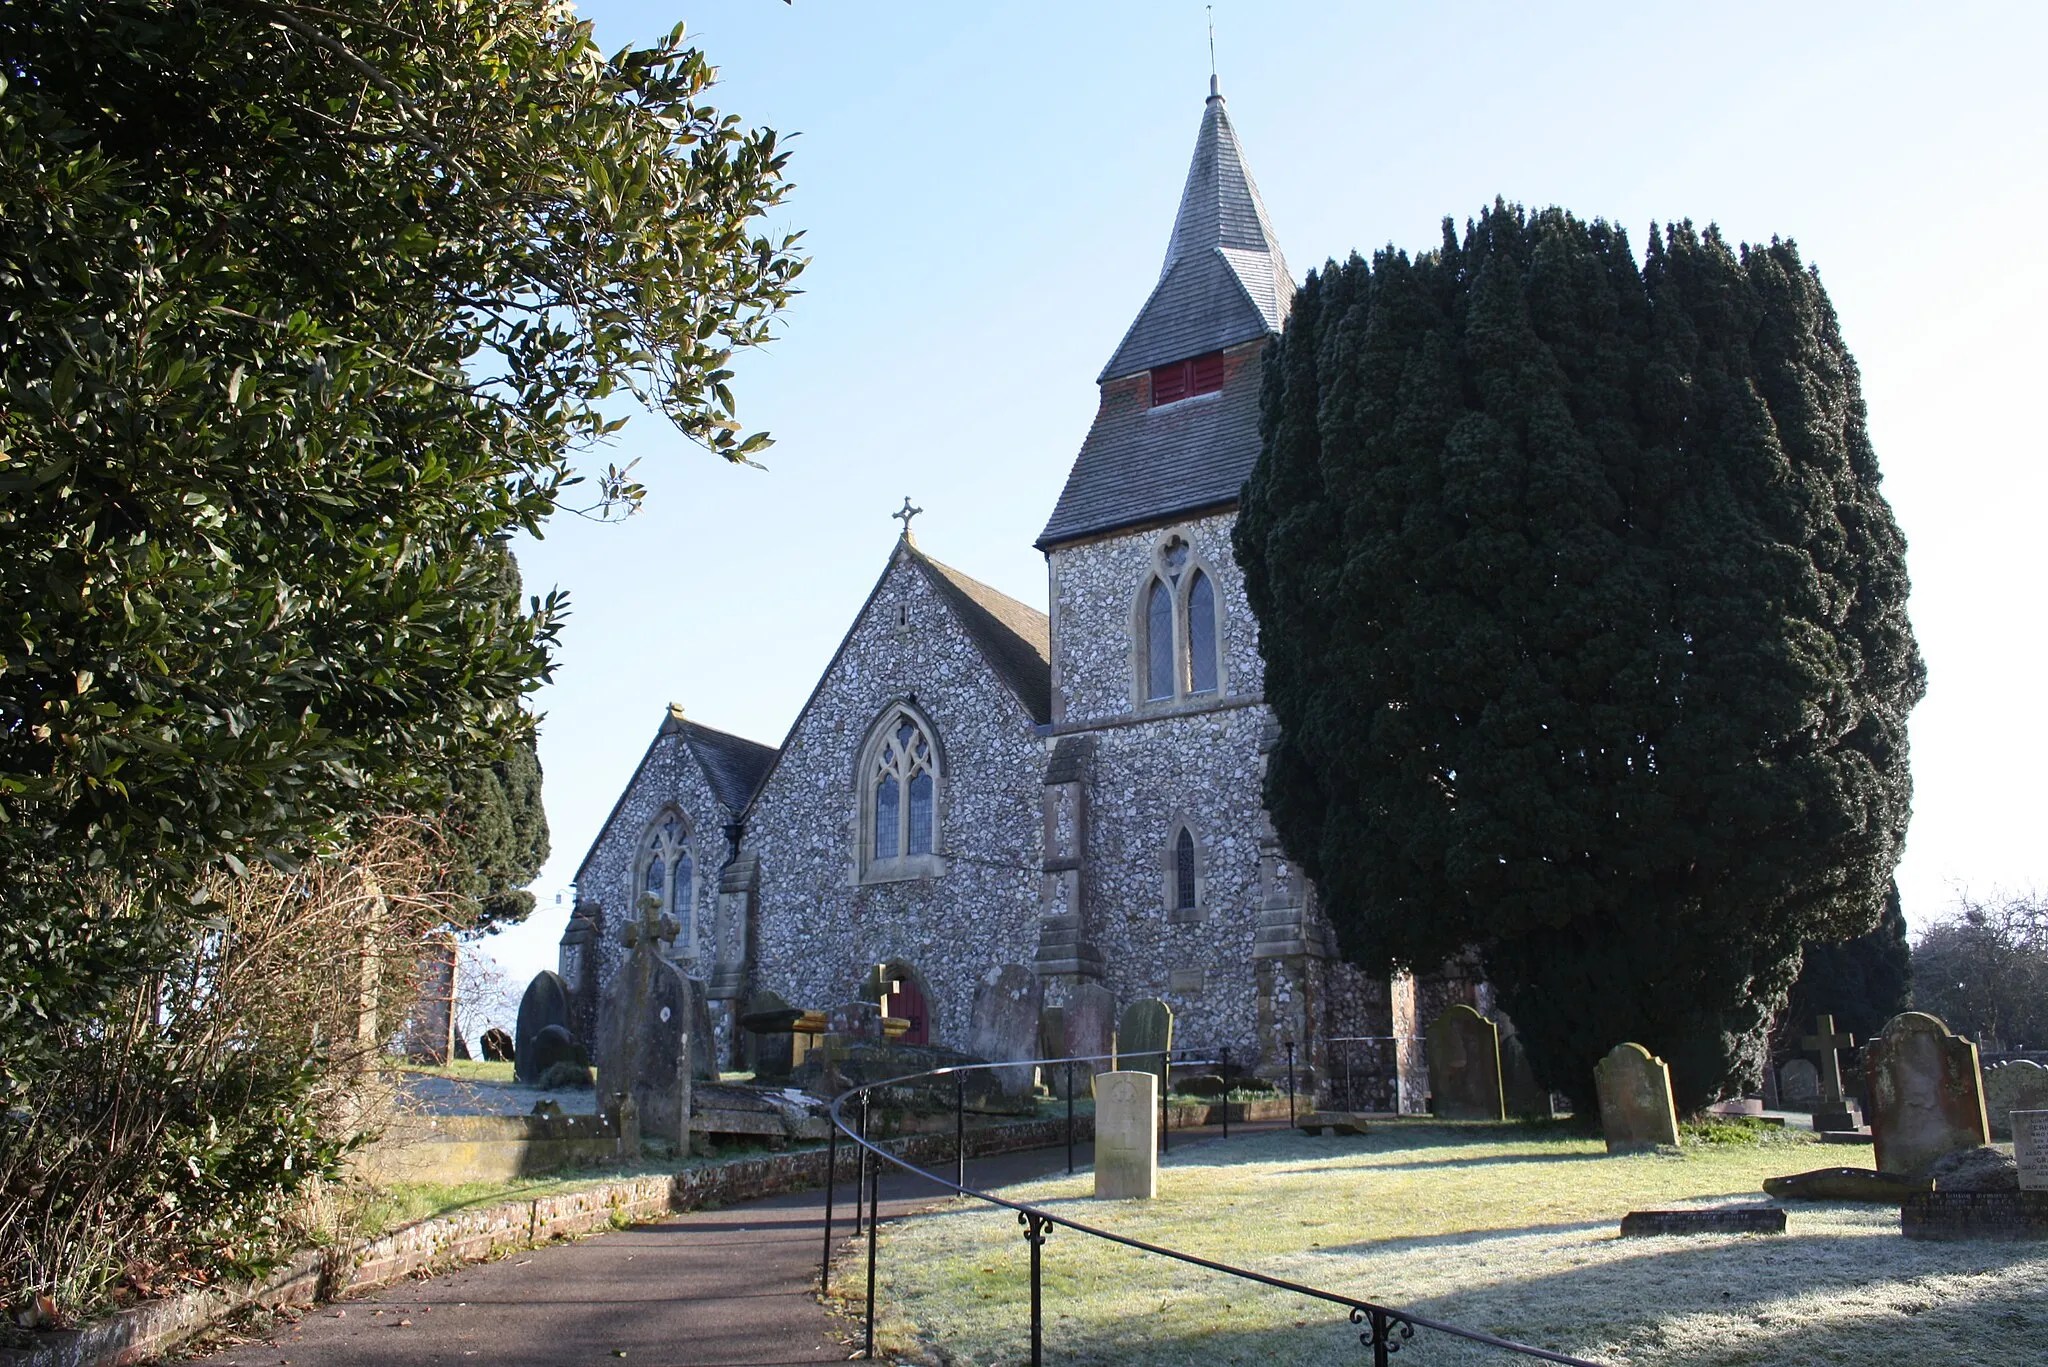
[1237,203,1923,1111]
[1775,879,1912,1061]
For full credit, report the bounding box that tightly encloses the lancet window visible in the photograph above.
[1137,535,1224,705]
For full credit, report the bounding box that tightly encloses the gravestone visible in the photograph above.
[1063,982,1115,1072]
[593,902,694,1141]
[969,965,1043,1096]
[689,978,718,1082]
[1093,1071,1158,1200]
[1118,998,1174,1087]
[1763,1167,1930,1202]
[515,970,573,1084]
[480,1027,515,1063]
[1778,1058,1821,1109]
[2016,1112,2048,1193]
[828,1000,884,1043]
[1500,1028,1552,1119]
[527,1023,585,1085]
[1426,1005,1506,1121]
[1984,1061,2048,1140]
[741,990,801,1085]
[1594,1043,1681,1153]
[1038,1007,1065,1065]
[1802,1014,1863,1131]
[1619,1207,1785,1237]
[1866,1012,1990,1176]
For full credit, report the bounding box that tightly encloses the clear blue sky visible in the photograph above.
[479,0,2048,1002]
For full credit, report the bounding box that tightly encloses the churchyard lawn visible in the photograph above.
[848,1121,2045,1366]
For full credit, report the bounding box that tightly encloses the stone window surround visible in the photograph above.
[853,696,949,885]
[633,805,700,958]
[1128,528,1229,712]
[1162,813,1209,923]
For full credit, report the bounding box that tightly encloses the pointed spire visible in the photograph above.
[1098,87,1293,381]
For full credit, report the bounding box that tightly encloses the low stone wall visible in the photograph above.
[1,1114,1095,1367]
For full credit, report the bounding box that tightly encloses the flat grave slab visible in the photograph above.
[1295,1110,1373,1136]
[1763,1167,1930,1203]
[1900,1191,2048,1241]
[1619,1207,1787,1237]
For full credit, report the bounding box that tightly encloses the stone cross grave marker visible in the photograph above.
[1426,1004,1506,1121]
[1867,1011,1991,1177]
[1594,1043,1681,1153]
[2015,1112,2048,1193]
[1118,998,1174,1089]
[970,964,1043,1096]
[514,969,572,1084]
[1802,1014,1863,1131]
[594,899,693,1142]
[1094,1070,1159,1199]
[1778,1059,1821,1109]
[1985,1062,2048,1141]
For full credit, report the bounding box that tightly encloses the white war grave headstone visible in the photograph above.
[1094,1070,1159,1200]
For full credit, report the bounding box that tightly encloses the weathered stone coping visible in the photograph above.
[1,1114,1094,1367]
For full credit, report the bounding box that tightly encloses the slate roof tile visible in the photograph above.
[909,547,1053,726]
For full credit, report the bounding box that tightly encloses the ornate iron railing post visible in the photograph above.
[955,1072,967,1190]
[1160,1049,1170,1155]
[1064,1061,1075,1175]
[821,1115,838,1290]
[1221,1045,1231,1139]
[865,1129,882,1359]
[855,1090,869,1237]
[1352,1306,1415,1366]
[1018,1210,1053,1367]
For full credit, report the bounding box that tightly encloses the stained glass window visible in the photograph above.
[1187,570,1217,694]
[908,772,933,854]
[642,854,666,908]
[1175,828,1197,911]
[1145,578,1174,700]
[869,709,939,869]
[672,849,693,915]
[874,774,900,859]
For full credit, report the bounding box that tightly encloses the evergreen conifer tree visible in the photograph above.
[1775,880,1912,1059]
[1237,204,1923,1111]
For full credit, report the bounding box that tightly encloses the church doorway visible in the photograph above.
[877,963,931,1046]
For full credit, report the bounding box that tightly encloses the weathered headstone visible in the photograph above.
[1426,1004,1506,1121]
[593,902,694,1141]
[1500,1028,1552,1120]
[1866,1012,1991,1177]
[1984,1061,2048,1140]
[527,1023,584,1082]
[741,989,800,1084]
[828,1000,884,1043]
[2016,1112,2048,1193]
[1619,1207,1786,1237]
[1118,998,1174,1087]
[515,970,573,1084]
[969,965,1043,1096]
[1594,1043,1681,1153]
[1778,1058,1821,1109]
[1093,1070,1158,1200]
[689,978,718,1082]
[480,1027,515,1063]
[1063,982,1115,1072]
[1801,1014,1863,1131]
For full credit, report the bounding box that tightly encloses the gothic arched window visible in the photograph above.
[1165,820,1205,921]
[862,706,943,880]
[1134,535,1225,706]
[634,810,696,952]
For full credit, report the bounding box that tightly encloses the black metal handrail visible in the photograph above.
[819,1049,1600,1367]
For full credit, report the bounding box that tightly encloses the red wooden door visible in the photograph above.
[883,973,930,1046]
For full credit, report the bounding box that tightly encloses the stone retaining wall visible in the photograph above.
[3,1116,1094,1367]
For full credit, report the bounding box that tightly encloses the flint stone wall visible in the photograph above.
[744,547,1044,1052]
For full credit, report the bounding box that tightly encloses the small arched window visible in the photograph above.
[1174,828,1197,912]
[864,707,943,879]
[635,810,696,952]
[1165,820,1205,920]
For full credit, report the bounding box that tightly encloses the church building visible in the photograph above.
[567,84,1470,1108]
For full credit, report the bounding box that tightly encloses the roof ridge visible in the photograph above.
[905,543,1053,725]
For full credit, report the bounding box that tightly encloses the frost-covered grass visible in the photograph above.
[846,1122,2047,1366]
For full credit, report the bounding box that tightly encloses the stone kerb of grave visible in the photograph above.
[1866,1011,1991,1177]
[514,969,572,1084]
[1426,1004,1506,1121]
[1118,998,1174,1087]
[1777,1058,1821,1110]
[2016,1111,2048,1193]
[969,964,1043,1097]
[1594,1043,1681,1153]
[1094,1070,1159,1200]
[1985,1061,2048,1140]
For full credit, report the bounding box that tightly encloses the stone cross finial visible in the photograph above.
[892,496,922,538]
[623,894,680,953]
[1802,1014,1856,1106]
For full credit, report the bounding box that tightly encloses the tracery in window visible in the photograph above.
[1134,535,1224,705]
[634,809,695,952]
[864,708,942,877]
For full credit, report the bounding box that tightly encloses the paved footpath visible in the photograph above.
[194,1126,1262,1367]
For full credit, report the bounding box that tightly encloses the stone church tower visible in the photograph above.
[567,84,1460,1110]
